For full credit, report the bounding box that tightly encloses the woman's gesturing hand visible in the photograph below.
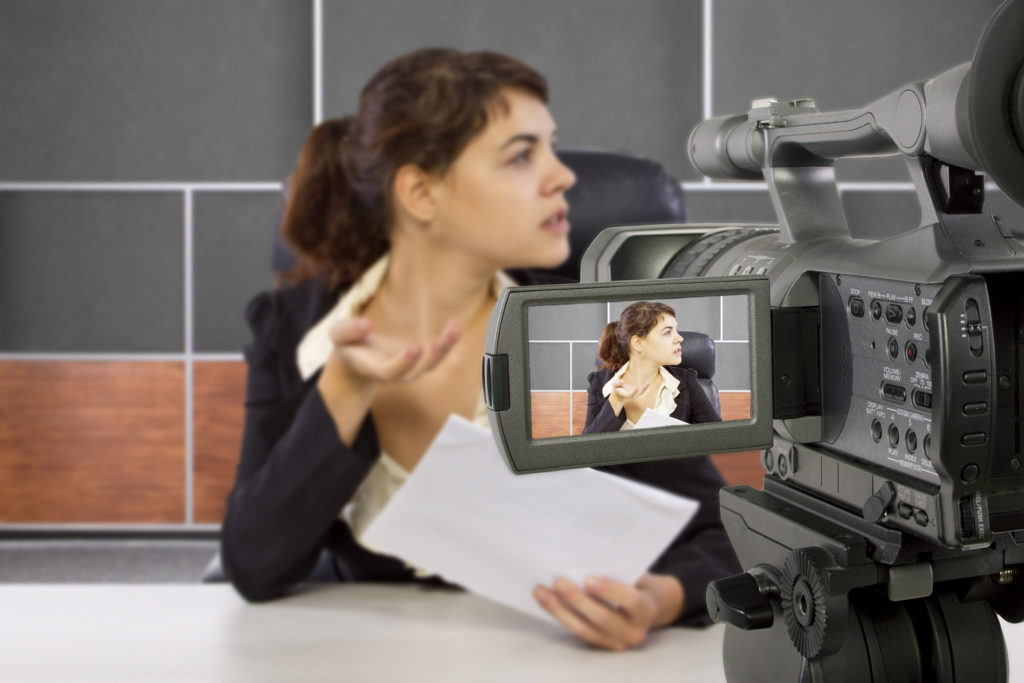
[326,316,462,385]
[317,315,461,445]
[532,572,684,651]
[611,378,650,400]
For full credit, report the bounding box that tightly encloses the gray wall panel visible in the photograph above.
[193,192,282,352]
[712,0,1001,181]
[322,0,703,180]
[0,192,183,351]
[0,0,312,181]
[528,302,606,341]
[714,343,750,391]
[572,341,601,390]
[528,342,569,391]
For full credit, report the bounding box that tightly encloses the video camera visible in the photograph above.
[483,0,1024,679]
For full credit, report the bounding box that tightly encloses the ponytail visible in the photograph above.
[597,321,630,371]
[280,116,389,288]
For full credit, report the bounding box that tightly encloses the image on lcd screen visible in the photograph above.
[527,295,751,439]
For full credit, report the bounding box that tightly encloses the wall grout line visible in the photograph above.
[0,353,244,362]
[184,190,195,526]
[313,0,323,125]
[701,0,713,184]
[0,182,283,192]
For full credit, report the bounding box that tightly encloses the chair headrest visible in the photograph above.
[678,330,715,380]
[548,149,687,282]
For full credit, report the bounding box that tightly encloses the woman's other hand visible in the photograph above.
[317,316,461,444]
[611,378,649,399]
[532,572,684,651]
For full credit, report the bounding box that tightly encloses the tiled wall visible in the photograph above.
[2,0,1020,529]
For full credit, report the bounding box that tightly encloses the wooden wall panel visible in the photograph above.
[715,391,762,489]
[192,361,247,524]
[0,361,185,523]
[530,390,764,488]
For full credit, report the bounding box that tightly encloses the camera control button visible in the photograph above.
[885,304,903,324]
[962,402,988,416]
[913,390,932,409]
[871,419,883,442]
[961,463,980,483]
[887,338,899,359]
[882,383,907,402]
[914,510,929,526]
[906,430,918,453]
[923,434,932,458]
[961,432,987,446]
[905,342,918,363]
[849,296,865,318]
[906,307,917,326]
[897,503,914,519]
[962,370,988,384]
[888,424,900,447]
[871,300,882,320]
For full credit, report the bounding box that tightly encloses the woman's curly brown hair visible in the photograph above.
[280,48,548,289]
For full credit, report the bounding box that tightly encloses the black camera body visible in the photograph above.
[485,0,1024,678]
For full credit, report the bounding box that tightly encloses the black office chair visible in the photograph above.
[677,330,720,417]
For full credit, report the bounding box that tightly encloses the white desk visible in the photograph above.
[2,583,1024,682]
[0,584,725,682]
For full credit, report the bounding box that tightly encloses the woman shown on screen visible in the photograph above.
[583,301,721,433]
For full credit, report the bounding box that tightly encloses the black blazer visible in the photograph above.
[583,365,722,434]
[220,275,740,626]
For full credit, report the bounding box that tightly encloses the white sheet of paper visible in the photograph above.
[634,408,689,429]
[362,414,699,623]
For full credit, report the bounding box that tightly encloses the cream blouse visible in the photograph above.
[601,361,682,430]
[295,254,515,547]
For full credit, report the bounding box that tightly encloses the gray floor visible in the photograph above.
[0,540,220,583]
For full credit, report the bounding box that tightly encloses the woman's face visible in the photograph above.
[430,88,576,271]
[635,314,684,366]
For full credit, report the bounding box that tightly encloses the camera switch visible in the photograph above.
[962,370,988,384]
[963,402,988,416]
[961,432,987,446]
[913,390,932,408]
[882,383,907,402]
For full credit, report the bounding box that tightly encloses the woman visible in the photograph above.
[583,301,722,433]
[221,48,737,651]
